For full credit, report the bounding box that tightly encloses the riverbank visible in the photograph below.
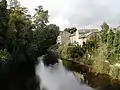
[62,59,120,90]
[74,71,120,90]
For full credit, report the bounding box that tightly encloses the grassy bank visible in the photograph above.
[62,59,120,90]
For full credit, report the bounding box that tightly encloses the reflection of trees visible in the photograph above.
[0,62,41,90]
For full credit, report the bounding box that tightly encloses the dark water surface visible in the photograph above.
[36,57,94,90]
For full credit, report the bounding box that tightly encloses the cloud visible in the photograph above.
[18,0,120,29]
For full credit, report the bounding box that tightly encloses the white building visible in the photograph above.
[70,29,99,46]
[57,31,71,45]
[57,29,99,46]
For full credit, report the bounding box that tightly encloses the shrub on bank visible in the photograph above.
[0,49,11,63]
[69,46,84,59]
[60,46,74,60]
[109,64,120,80]
[91,44,110,74]
[91,43,120,79]
[60,45,85,62]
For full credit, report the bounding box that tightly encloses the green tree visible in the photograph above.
[112,29,120,62]
[1,1,59,61]
[0,0,9,49]
[33,6,49,29]
[107,29,114,49]
[7,1,33,60]
[106,29,115,63]
[113,30,120,53]
[33,6,59,56]
[64,27,77,34]
[107,29,114,53]
[34,24,60,56]
[69,46,84,59]
[8,0,20,8]
[100,22,109,43]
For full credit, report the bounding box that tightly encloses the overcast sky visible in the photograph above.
[18,0,120,30]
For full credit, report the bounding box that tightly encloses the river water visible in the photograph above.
[36,56,94,90]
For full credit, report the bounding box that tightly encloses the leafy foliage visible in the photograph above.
[100,22,109,43]
[92,44,110,74]
[0,0,60,62]
[33,6,49,29]
[61,45,87,62]
[33,24,60,56]
[0,0,9,49]
[109,65,120,79]
[107,29,114,50]
[0,49,11,62]
[7,5,33,60]
[69,46,84,59]
[33,6,59,56]
[113,30,120,53]
[60,46,74,60]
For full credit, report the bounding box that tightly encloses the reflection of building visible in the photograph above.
[57,29,99,46]
[70,29,99,46]
[57,31,71,45]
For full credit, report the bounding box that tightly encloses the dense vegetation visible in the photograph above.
[0,0,59,63]
[64,27,77,34]
[61,22,120,80]
[0,0,59,90]
[0,0,120,89]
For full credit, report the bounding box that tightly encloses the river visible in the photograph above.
[36,56,94,90]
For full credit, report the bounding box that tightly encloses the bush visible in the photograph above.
[69,46,84,59]
[92,44,110,74]
[108,53,119,64]
[60,45,85,62]
[109,64,120,79]
[60,46,74,60]
[0,49,11,62]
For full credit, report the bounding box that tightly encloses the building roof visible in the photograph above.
[78,29,99,34]
[65,29,99,37]
[78,29,99,38]
[79,32,92,38]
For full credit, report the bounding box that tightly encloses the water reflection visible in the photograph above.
[36,57,93,90]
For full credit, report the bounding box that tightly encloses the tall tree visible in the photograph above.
[112,29,120,62]
[0,0,9,49]
[8,0,20,8]
[33,6,60,56]
[113,29,120,53]
[106,29,115,62]
[34,24,60,56]
[100,22,109,43]
[33,6,49,29]
[107,29,114,51]
[7,1,33,59]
